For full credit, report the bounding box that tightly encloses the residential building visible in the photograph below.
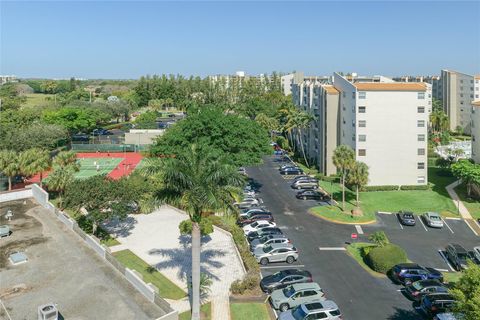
[0,75,17,85]
[292,73,431,186]
[475,75,480,100]
[281,72,305,96]
[392,75,442,100]
[472,100,480,164]
[441,69,475,134]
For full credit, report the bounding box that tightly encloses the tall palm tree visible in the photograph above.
[140,146,244,320]
[347,161,369,207]
[53,151,80,170]
[332,145,356,211]
[295,112,315,167]
[46,165,75,208]
[19,148,51,187]
[0,150,20,191]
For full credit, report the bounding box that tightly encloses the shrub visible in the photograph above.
[366,244,407,273]
[362,185,399,192]
[368,231,389,247]
[399,185,430,191]
[230,271,259,294]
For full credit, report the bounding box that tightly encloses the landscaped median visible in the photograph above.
[113,249,187,300]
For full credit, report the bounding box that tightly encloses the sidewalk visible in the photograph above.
[446,179,480,235]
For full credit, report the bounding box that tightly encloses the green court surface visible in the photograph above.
[74,157,123,179]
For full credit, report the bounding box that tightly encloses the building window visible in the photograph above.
[417,92,425,99]
[460,80,463,83]
[417,106,425,113]
[352,92,356,99]
[417,176,426,184]
[417,162,425,169]
[418,148,425,155]
[418,134,425,141]
[358,91,366,99]
[460,94,464,98]
[359,106,366,113]
[358,149,366,156]
[358,120,366,127]
[352,135,355,141]
[342,92,346,98]
[417,120,425,127]
[359,134,366,142]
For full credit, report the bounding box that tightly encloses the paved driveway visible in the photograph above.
[103,206,245,314]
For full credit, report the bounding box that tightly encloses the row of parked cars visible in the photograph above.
[235,177,343,319]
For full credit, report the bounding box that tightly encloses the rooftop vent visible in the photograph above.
[38,303,59,320]
[9,251,28,265]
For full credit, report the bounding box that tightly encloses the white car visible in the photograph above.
[234,198,259,207]
[239,208,268,218]
[243,220,276,235]
[473,246,480,262]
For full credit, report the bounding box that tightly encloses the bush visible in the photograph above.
[368,231,389,247]
[366,244,407,273]
[362,185,399,192]
[230,271,259,294]
[399,185,430,191]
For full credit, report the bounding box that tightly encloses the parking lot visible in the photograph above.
[247,154,479,320]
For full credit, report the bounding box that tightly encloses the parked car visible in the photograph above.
[280,167,303,175]
[278,301,342,320]
[243,220,276,235]
[250,235,290,252]
[404,279,448,301]
[253,243,298,265]
[91,128,112,136]
[260,269,312,293]
[420,293,455,317]
[237,214,274,227]
[292,175,315,182]
[423,212,444,228]
[472,246,480,263]
[279,164,298,171]
[397,211,416,226]
[71,132,90,141]
[291,180,319,190]
[296,190,329,201]
[239,208,270,218]
[433,313,464,320]
[391,263,444,285]
[445,243,470,271]
[235,198,260,209]
[269,283,326,312]
[247,227,283,242]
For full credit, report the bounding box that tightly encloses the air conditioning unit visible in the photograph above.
[38,303,58,320]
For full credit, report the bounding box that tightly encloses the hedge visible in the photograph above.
[399,185,430,191]
[362,185,399,192]
[365,244,408,274]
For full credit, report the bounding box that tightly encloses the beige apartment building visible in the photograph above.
[441,69,475,134]
[292,73,431,186]
[472,100,480,164]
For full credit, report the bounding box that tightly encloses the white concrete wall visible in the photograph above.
[333,73,357,150]
[0,188,32,202]
[472,107,480,164]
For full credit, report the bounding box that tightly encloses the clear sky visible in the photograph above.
[1,1,479,79]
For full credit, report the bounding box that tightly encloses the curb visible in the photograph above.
[308,209,377,225]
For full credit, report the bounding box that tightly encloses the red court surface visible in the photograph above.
[27,152,143,184]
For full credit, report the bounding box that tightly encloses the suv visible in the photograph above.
[392,263,443,285]
[254,244,298,265]
[423,212,444,228]
[404,279,448,301]
[270,283,326,312]
[397,211,416,226]
[247,227,283,242]
[278,301,343,320]
[445,243,470,271]
[280,167,303,175]
[420,293,455,316]
[291,180,318,190]
[250,235,290,252]
[260,269,312,293]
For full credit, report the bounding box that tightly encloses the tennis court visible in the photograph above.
[74,157,123,179]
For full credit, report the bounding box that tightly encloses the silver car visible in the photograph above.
[253,243,298,265]
[278,300,342,320]
[270,283,325,312]
[250,235,290,252]
[291,180,318,190]
[423,212,444,228]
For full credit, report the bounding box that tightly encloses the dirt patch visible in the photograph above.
[0,236,48,269]
[0,284,31,300]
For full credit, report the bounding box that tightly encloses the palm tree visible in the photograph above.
[140,146,244,320]
[19,148,51,187]
[53,151,80,170]
[332,145,356,211]
[46,165,75,208]
[295,112,315,167]
[347,161,369,207]
[0,150,20,191]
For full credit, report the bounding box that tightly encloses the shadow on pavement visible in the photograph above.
[386,306,424,320]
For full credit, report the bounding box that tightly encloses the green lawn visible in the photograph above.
[179,303,211,320]
[313,167,458,222]
[22,93,54,107]
[346,242,385,277]
[455,183,480,219]
[113,249,187,300]
[101,237,120,247]
[230,303,270,320]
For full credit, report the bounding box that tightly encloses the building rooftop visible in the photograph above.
[472,101,480,107]
[353,82,427,91]
[475,75,480,80]
[322,85,339,95]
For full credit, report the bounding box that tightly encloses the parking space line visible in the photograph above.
[355,225,364,235]
[438,250,455,272]
[434,268,449,272]
[260,264,305,269]
[445,217,461,220]
[318,247,346,251]
[418,216,428,232]
[377,211,393,215]
[442,218,454,234]
[398,222,404,230]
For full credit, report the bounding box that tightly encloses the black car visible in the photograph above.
[404,279,448,301]
[391,263,444,285]
[91,128,112,136]
[237,214,274,227]
[420,293,455,316]
[247,227,283,242]
[280,167,303,175]
[445,243,470,271]
[71,132,90,141]
[296,190,329,201]
[397,211,416,226]
[260,269,313,293]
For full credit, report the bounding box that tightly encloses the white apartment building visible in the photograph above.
[475,75,480,100]
[292,73,431,186]
[0,75,17,85]
[441,69,475,134]
[472,101,480,164]
[392,75,442,101]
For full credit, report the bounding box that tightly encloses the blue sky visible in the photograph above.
[1,1,479,79]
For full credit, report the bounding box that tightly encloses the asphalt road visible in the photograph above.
[246,155,479,320]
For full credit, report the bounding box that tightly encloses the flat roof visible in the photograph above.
[354,82,427,91]
[322,85,339,95]
[472,101,480,107]
[475,75,480,80]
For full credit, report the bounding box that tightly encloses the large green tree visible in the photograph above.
[332,145,356,211]
[19,148,51,187]
[451,160,480,196]
[42,107,109,132]
[139,146,244,320]
[150,107,271,167]
[450,261,480,320]
[46,165,76,208]
[0,150,20,190]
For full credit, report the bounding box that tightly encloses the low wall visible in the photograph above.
[0,188,33,203]
[125,268,156,302]
[85,234,107,259]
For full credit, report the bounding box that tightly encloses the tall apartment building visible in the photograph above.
[281,72,330,96]
[472,101,480,164]
[475,75,480,100]
[292,73,431,186]
[441,69,475,134]
[392,75,442,100]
